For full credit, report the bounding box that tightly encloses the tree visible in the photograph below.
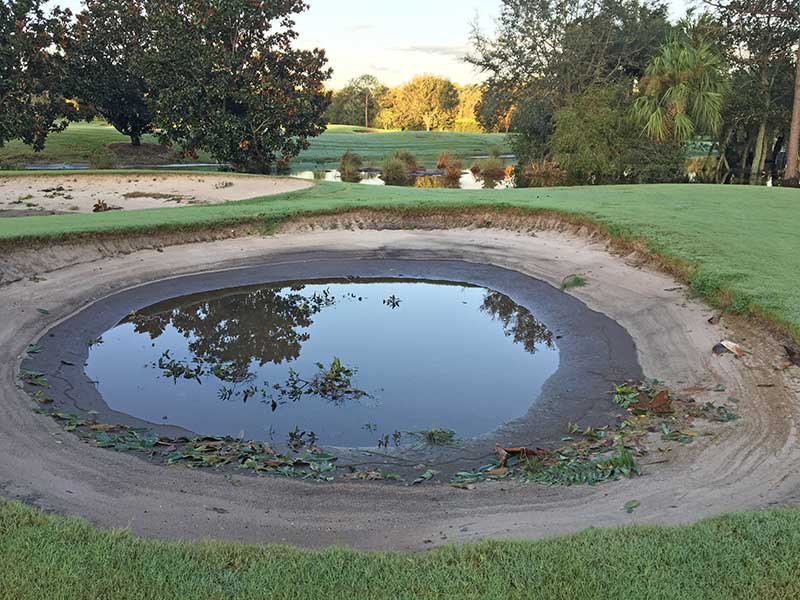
[378,75,459,131]
[552,84,686,184]
[66,0,152,146]
[454,84,484,132]
[632,30,727,143]
[468,0,672,162]
[142,0,331,173]
[326,75,386,127]
[0,0,78,150]
[705,0,800,183]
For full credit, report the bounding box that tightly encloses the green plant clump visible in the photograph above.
[338,150,363,183]
[381,156,411,186]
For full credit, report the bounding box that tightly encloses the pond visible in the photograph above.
[293,169,516,190]
[85,280,559,448]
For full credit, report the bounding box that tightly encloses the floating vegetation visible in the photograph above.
[155,351,205,383]
[407,428,461,448]
[383,294,402,309]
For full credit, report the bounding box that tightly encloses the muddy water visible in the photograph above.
[85,280,558,448]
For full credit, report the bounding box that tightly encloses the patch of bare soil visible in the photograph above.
[0,225,798,551]
[0,173,311,215]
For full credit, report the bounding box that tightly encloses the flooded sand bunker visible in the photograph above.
[24,257,642,471]
[86,280,559,448]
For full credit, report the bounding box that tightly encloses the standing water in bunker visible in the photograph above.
[85,280,559,448]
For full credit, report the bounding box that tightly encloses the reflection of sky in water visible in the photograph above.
[86,282,559,447]
[292,170,515,190]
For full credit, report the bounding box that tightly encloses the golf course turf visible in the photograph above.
[1,500,799,599]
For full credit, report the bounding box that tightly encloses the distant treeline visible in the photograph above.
[325,75,487,133]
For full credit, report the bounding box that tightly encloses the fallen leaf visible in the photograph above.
[451,483,476,490]
[631,389,673,415]
[722,340,747,358]
[496,446,549,467]
[411,469,438,485]
[487,467,509,477]
[624,499,641,514]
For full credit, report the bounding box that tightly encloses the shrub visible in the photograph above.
[391,150,419,173]
[339,150,363,183]
[478,157,506,180]
[382,157,411,186]
[453,118,483,133]
[687,155,718,183]
[470,161,482,176]
[89,151,115,170]
[488,145,503,159]
[517,160,566,188]
[436,152,452,170]
[442,160,463,188]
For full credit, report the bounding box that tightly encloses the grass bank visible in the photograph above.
[1,177,798,341]
[0,122,509,169]
[0,500,798,599]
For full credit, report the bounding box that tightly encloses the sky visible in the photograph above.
[296,0,693,88]
[51,0,693,90]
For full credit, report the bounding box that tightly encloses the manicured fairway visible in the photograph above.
[1,177,798,340]
[0,500,798,599]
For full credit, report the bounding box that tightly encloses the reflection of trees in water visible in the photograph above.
[481,291,554,353]
[131,287,331,383]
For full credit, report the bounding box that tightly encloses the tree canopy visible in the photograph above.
[378,75,460,131]
[633,26,727,143]
[467,0,673,162]
[65,0,152,146]
[142,0,331,172]
[0,0,78,150]
[326,75,387,127]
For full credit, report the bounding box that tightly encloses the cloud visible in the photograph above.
[397,45,468,58]
[347,24,375,32]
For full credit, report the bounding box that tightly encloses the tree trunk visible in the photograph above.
[739,136,753,184]
[750,121,766,185]
[131,134,141,147]
[759,127,773,174]
[785,47,800,182]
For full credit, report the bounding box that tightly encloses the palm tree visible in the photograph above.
[633,35,727,143]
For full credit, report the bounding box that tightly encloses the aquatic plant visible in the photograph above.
[391,150,419,172]
[382,156,411,186]
[339,150,363,183]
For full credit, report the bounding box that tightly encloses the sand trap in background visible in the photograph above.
[0,173,311,215]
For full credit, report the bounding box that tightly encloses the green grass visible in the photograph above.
[1,178,798,340]
[0,122,509,169]
[1,500,799,599]
[0,122,172,167]
[294,124,510,169]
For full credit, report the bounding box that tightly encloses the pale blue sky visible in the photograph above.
[51,0,693,89]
